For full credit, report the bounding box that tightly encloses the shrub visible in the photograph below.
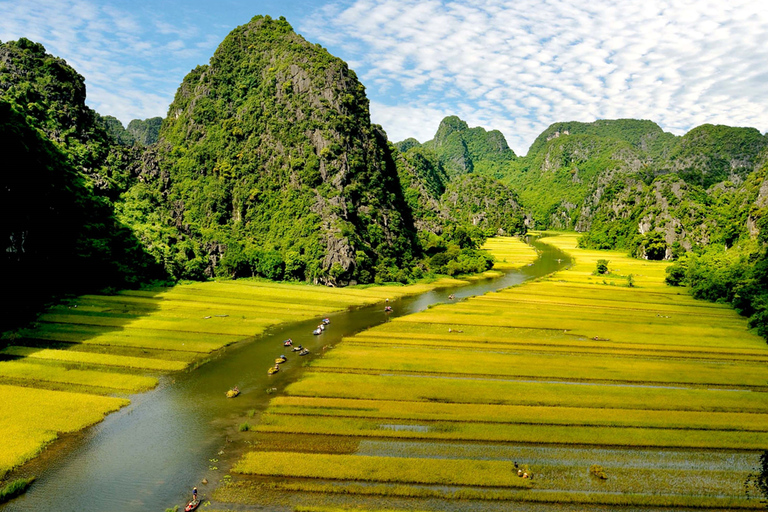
[0,477,35,504]
[589,464,607,479]
[595,259,609,275]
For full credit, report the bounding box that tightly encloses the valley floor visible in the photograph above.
[214,233,768,511]
[0,270,490,486]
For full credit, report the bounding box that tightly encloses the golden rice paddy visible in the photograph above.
[222,234,768,510]
[0,275,472,479]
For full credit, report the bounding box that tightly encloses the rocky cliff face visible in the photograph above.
[157,15,417,283]
[496,118,768,256]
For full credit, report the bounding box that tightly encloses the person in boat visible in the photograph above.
[192,487,198,501]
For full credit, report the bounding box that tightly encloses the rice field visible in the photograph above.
[0,385,127,477]
[480,236,539,269]
[0,275,476,482]
[223,233,768,510]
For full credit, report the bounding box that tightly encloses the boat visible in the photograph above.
[313,328,322,335]
[267,365,279,375]
[283,339,293,347]
[292,344,303,352]
[384,306,393,312]
[225,387,240,398]
[322,318,330,325]
[185,499,200,512]
[275,355,287,364]
[299,348,310,356]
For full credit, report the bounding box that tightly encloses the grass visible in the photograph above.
[221,233,768,509]
[233,451,532,488]
[0,477,35,504]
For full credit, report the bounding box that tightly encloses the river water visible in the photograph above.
[2,239,569,511]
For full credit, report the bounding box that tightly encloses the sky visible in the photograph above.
[1,0,767,155]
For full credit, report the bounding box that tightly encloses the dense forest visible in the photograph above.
[2,15,767,341]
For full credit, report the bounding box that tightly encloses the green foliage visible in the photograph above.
[640,231,668,260]
[155,15,418,284]
[0,477,35,504]
[669,124,767,189]
[527,119,672,158]
[0,99,161,330]
[96,114,135,145]
[665,242,768,342]
[440,174,526,236]
[665,254,690,286]
[126,117,162,145]
[422,116,516,178]
[595,259,609,275]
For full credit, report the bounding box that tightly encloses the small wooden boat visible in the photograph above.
[312,328,322,335]
[322,318,330,325]
[225,388,240,398]
[275,355,287,364]
[185,499,200,512]
[299,348,310,356]
[283,339,293,347]
[292,345,303,352]
[267,365,279,375]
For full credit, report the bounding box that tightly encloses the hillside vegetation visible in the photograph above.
[3,16,768,342]
[1,18,513,330]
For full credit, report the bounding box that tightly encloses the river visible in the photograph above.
[2,238,569,511]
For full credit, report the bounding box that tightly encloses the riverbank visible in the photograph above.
[0,237,536,498]
[215,232,768,510]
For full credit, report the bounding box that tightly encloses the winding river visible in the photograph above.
[2,238,569,511]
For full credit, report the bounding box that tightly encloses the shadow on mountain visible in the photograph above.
[1,100,165,335]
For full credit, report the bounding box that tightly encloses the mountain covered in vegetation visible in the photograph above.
[395,117,526,236]
[403,116,768,339]
[1,17,509,329]
[148,16,424,285]
[3,15,767,339]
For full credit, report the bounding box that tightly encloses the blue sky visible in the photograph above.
[2,0,767,155]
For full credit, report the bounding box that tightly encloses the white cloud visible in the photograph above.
[301,0,768,154]
[0,0,221,124]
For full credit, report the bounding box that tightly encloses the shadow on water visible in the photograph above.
[1,237,572,512]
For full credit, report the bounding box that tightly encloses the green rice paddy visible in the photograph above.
[223,234,768,510]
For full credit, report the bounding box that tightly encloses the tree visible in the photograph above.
[643,231,668,260]
[595,259,609,275]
